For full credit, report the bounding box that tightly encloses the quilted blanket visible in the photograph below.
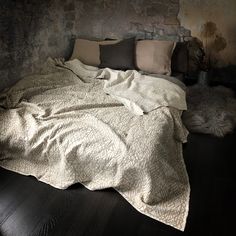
[0,59,189,231]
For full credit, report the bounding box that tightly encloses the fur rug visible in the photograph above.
[182,85,236,137]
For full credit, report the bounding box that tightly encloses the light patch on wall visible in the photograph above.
[178,0,236,67]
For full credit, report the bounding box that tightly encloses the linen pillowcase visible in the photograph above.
[99,38,136,70]
[136,40,176,75]
[171,42,188,74]
[70,39,119,66]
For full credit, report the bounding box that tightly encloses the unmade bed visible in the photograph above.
[0,58,190,231]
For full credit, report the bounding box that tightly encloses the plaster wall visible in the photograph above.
[0,0,190,91]
[179,0,236,67]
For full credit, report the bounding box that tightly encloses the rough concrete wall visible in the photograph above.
[0,0,72,90]
[179,0,236,67]
[0,0,190,91]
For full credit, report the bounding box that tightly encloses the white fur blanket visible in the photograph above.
[183,85,236,137]
[0,59,189,231]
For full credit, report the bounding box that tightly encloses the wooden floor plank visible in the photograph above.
[0,132,235,236]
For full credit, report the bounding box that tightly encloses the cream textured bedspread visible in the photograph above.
[0,59,189,231]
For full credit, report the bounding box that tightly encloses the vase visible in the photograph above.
[198,71,208,86]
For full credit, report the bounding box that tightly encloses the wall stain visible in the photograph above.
[200,21,227,67]
[178,0,236,67]
[201,21,217,38]
[211,34,227,52]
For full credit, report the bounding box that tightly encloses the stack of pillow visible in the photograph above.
[70,37,188,76]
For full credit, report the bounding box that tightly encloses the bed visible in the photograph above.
[0,39,190,231]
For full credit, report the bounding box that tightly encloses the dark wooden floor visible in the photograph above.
[0,132,236,236]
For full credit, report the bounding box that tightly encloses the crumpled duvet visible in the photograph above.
[60,59,187,115]
[0,58,190,231]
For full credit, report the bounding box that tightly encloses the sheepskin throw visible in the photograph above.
[183,85,236,137]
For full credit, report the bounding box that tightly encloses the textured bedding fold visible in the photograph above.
[60,59,187,115]
[0,58,190,231]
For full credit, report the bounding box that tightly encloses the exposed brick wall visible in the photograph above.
[0,0,190,91]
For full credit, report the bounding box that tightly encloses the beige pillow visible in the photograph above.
[136,40,176,75]
[70,39,119,66]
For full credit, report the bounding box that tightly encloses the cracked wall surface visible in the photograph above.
[179,0,236,67]
[1,0,236,91]
[0,0,190,91]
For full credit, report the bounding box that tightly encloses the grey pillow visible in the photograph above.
[99,38,136,70]
[171,42,188,74]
